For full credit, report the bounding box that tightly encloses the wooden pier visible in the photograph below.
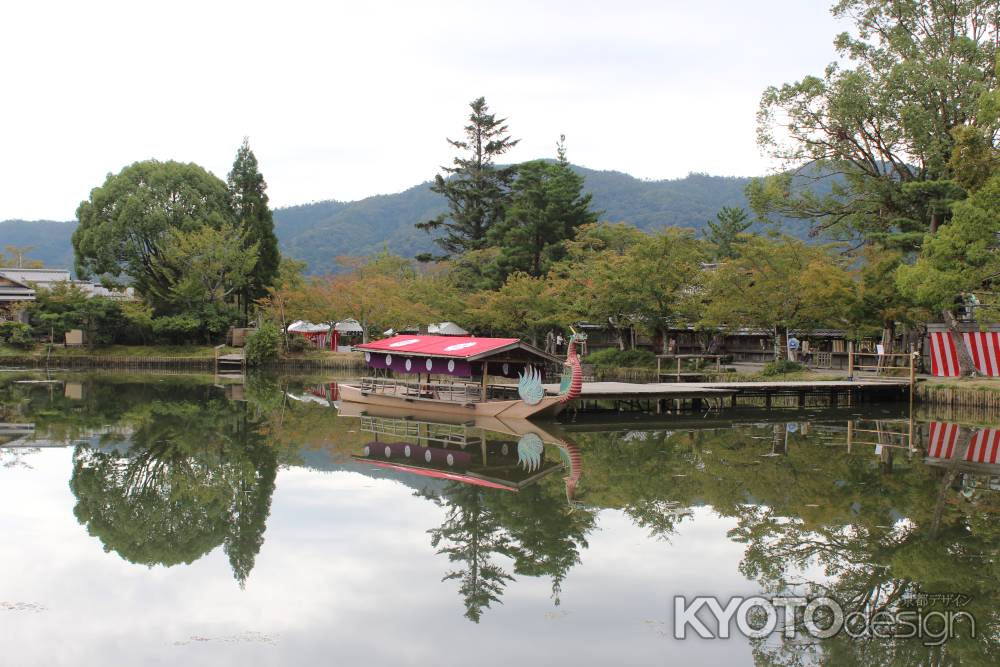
[543,379,912,413]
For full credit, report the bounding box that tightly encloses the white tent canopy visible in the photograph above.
[335,318,364,334]
[287,320,330,334]
[428,321,469,336]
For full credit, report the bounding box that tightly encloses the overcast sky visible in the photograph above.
[1,1,846,221]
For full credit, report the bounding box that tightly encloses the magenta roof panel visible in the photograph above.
[355,334,521,360]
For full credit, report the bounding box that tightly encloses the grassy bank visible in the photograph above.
[0,343,366,371]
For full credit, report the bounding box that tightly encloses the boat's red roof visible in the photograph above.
[354,458,518,491]
[355,334,522,360]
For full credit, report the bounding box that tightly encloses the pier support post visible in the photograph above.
[797,391,806,407]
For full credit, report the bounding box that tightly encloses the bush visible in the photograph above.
[285,334,309,353]
[584,347,657,368]
[245,322,280,366]
[151,314,202,344]
[760,359,805,376]
[0,321,34,348]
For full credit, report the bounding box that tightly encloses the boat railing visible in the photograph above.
[360,415,485,447]
[358,376,485,403]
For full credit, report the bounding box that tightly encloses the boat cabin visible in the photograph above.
[354,334,562,404]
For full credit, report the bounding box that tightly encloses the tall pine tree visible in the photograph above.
[416,97,519,259]
[228,138,280,312]
[488,135,598,281]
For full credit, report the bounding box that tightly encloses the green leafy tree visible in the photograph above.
[466,272,560,345]
[898,172,1000,373]
[228,138,280,313]
[27,283,124,348]
[548,223,648,349]
[73,160,235,298]
[702,235,858,357]
[147,222,259,339]
[705,206,751,259]
[752,0,999,248]
[245,320,281,366]
[416,97,519,260]
[618,228,706,351]
[488,138,599,281]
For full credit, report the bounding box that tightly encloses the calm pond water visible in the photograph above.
[1,372,998,666]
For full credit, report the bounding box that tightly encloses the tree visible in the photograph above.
[27,283,124,349]
[488,138,599,281]
[73,160,235,299]
[705,207,751,259]
[466,272,560,344]
[228,138,280,313]
[299,251,440,341]
[702,235,858,357]
[1,245,43,268]
[415,97,519,259]
[752,1,999,248]
[897,171,1000,373]
[146,223,259,338]
[617,229,706,351]
[548,223,648,349]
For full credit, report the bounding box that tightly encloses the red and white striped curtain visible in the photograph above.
[928,331,1000,377]
[927,421,1000,464]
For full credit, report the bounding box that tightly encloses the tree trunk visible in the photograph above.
[773,325,787,361]
[942,309,976,377]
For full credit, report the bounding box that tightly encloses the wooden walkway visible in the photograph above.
[543,379,912,411]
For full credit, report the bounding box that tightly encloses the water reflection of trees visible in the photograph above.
[69,391,278,587]
[576,424,1000,665]
[425,462,597,622]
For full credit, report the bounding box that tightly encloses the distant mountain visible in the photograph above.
[0,219,77,270]
[272,166,811,274]
[1,165,810,275]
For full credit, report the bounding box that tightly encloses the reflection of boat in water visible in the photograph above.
[340,401,583,497]
[339,334,583,420]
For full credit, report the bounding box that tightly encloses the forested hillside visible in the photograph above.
[0,220,76,269]
[2,166,809,275]
[271,166,810,274]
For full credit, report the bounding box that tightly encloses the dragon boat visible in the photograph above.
[339,333,584,420]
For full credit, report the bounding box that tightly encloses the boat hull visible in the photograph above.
[337,383,567,419]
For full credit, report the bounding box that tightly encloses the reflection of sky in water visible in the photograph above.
[1,450,754,667]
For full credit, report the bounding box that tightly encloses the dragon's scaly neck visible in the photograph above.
[560,335,583,404]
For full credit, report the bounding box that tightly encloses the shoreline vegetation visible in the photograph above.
[6,343,1000,411]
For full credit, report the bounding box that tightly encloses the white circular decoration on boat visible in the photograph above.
[443,342,477,352]
[425,450,433,463]
[385,354,392,366]
[447,360,455,372]
[363,445,370,456]
[364,352,371,362]
[404,445,411,457]
[503,363,509,375]
[425,359,433,371]
[502,444,509,455]
[384,446,392,458]
[446,453,455,467]
[405,359,412,371]
[389,338,421,348]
